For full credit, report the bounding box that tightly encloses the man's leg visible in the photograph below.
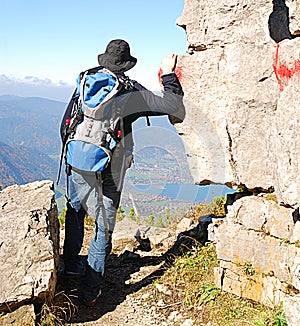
[63,202,86,275]
[63,171,92,275]
[80,162,123,304]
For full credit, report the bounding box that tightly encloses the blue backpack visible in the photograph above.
[63,67,133,175]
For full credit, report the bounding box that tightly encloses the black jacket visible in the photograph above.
[60,71,185,152]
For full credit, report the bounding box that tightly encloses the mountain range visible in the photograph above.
[0,95,66,188]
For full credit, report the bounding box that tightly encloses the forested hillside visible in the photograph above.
[0,95,64,155]
[0,141,58,187]
[0,95,65,187]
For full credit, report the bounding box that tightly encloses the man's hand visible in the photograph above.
[160,54,178,75]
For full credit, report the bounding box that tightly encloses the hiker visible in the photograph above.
[59,39,185,306]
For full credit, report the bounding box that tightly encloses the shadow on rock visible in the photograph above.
[268,0,300,43]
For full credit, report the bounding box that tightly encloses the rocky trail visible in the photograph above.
[60,252,165,325]
[57,218,199,326]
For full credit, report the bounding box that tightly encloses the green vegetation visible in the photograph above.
[243,262,256,277]
[57,208,95,227]
[58,208,66,226]
[150,243,288,325]
[184,195,227,224]
[156,213,165,228]
[122,195,227,229]
[281,238,291,247]
[145,212,155,226]
[116,206,126,222]
[84,216,95,227]
[57,194,227,230]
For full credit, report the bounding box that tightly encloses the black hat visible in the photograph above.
[97,39,137,73]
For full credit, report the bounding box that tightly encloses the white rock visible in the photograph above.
[181,319,194,326]
[0,181,59,312]
[155,283,172,296]
[168,311,179,321]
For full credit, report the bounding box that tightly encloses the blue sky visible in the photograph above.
[0,0,186,101]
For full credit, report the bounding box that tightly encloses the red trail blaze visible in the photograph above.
[273,43,300,91]
[158,65,183,84]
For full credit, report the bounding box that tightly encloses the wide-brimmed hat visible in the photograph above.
[97,39,137,73]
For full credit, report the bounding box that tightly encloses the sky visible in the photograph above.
[0,0,187,101]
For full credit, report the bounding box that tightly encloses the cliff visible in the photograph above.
[175,0,300,324]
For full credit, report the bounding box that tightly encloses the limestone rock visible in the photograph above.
[177,0,274,51]
[273,38,300,91]
[284,294,300,326]
[176,217,195,233]
[274,84,300,206]
[176,0,300,319]
[176,1,300,186]
[142,226,175,251]
[0,180,59,312]
[112,217,141,253]
[176,9,280,188]
[175,0,300,195]
[211,196,300,307]
[0,304,35,326]
[112,217,175,254]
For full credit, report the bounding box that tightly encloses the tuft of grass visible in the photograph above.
[254,304,288,326]
[58,209,95,227]
[184,196,227,224]
[36,292,77,326]
[84,215,95,227]
[150,243,288,325]
[58,208,66,226]
[243,262,256,277]
[264,193,278,204]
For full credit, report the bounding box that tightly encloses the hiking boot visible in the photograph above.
[60,270,83,279]
[83,290,102,307]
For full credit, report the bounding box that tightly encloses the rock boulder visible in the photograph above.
[0,180,59,312]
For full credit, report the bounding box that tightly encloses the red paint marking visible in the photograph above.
[175,66,183,82]
[158,66,183,84]
[273,43,300,91]
[158,68,163,84]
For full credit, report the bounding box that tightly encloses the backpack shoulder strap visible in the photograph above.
[116,75,151,126]
[117,74,135,92]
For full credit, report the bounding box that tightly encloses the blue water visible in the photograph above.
[128,183,235,203]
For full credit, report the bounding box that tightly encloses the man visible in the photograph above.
[60,39,185,306]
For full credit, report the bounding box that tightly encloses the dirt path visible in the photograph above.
[58,226,186,326]
[66,254,167,325]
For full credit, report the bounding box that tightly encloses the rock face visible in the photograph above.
[211,196,299,306]
[176,0,300,323]
[176,0,300,192]
[0,180,59,313]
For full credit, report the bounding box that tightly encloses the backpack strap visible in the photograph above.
[56,92,81,185]
[118,74,134,91]
[96,172,109,240]
[117,75,153,128]
[146,116,151,126]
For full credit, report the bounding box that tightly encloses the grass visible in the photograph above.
[36,291,77,326]
[149,243,288,326]
[57,208,95,227]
